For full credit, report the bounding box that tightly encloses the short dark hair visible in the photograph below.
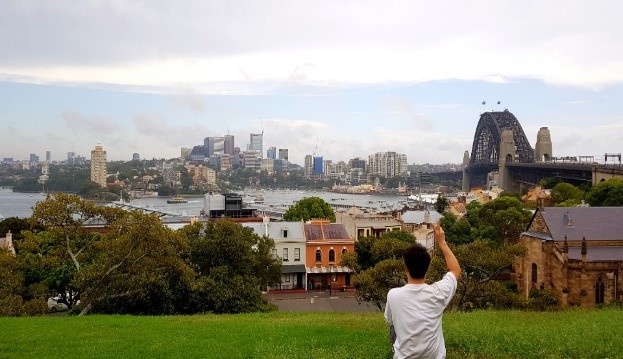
[403,243,431,279]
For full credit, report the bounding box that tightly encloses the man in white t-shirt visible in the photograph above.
[384,224,461,359]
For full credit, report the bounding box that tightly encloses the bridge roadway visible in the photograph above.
[433,162,623,190]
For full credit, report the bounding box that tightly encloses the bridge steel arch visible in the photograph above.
[465,110,534,189]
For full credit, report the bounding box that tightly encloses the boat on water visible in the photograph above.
[167,196,188,204]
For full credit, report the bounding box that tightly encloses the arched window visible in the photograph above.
[315,249,322,262]
[531,263,538,284]
[595,276,606,305]
[342,248,348,254]
[329,249,335,263]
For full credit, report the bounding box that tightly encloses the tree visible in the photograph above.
[428,240,526,310]
[283,196,336,222]
[28,193,126,309]
[181,221,280,313]
[467,196,532,244]
[586,179,623,206]
[77,211,194,315]
[551,182,583,206]
[435,195,448,213]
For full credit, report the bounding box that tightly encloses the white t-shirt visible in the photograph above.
[384,272,457,359]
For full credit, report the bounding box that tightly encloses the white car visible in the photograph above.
[47,297,69,312]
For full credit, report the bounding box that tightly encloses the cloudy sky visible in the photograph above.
[1,1,623,165]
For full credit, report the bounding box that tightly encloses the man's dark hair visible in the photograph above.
[403,243,431,279]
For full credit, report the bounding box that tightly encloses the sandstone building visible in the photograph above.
[515,207,623,307]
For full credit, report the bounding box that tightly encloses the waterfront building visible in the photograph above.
[368,151,408,178]
[90,145,107,188]
[260,158,275,175]
[184,164,216,186]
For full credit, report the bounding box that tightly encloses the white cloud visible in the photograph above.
[1,1,622,92]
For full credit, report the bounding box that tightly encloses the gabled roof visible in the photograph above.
[304,223,350,241]
[540,207,623,241]
[242,221,305,242]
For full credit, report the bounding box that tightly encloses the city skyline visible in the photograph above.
[1,1,623,164]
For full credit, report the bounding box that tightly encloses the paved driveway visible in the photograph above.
[265,290,380,312]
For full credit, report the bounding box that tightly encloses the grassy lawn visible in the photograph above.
[1,310,621,359]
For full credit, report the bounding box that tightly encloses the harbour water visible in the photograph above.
[0,188,437,219]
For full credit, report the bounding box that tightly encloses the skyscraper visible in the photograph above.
[90,145,107,188]
[267,146,277,159]
[224,135,235,155]
[45,150,51,163]
[278,148,289,161]
[249,133,263,155]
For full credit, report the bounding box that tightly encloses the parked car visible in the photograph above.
[47,298,68,312]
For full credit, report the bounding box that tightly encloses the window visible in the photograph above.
[531,263,537,284]
[595,277,605,305]
[342,248,348,254]
[282,229,288,238]
[283,248,289,261]
[294,248,300,261]
[272,248,277,258]
[315,249,322,262]
[329,249,335,263]
[284,274,290,283]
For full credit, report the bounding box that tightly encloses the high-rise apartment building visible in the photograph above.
[368,151,408,178]
[132,153,140,161]
[90,145,107,188]
[45,150,51,163]
[304,155,313,178]
[29,154,39,164]
[278,148,289,161]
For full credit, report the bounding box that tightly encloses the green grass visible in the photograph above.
[1,310,622,359]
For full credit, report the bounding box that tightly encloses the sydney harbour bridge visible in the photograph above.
[433,110,622,192]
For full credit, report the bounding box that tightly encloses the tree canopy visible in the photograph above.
[586,179,623,206]
[283,196,336,222]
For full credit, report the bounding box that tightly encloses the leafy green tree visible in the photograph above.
[435,195,448,213]
[467,196,532,244]
[586,179,623,206]
[182,221,280,313]
[77,211,194,315]
[283,196,336,222]
[353,259,404,311]
[428,240,526,310]
[0,249,47,316]
[28,193,125,308]
[551,182,583,206]
[439,213,473,244]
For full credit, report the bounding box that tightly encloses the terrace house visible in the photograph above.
[243,219,307,290]
[304,219,355,291]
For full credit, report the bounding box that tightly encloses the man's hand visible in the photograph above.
[433,223,446,245]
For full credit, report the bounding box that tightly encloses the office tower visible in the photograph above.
[90,145,107,188]
[278,148,289,161]
[29,154,39,163]
[249,133,263,154]
[181,147,190,159]
[267,146,277,160]
[313,156,323,175]
[132,153,140,161]
[67,152,76,165]
[224,135,235,155]
[45,150,51,163]
[204,136,225,157]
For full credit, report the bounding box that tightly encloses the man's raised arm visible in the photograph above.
[433,223,461,280]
